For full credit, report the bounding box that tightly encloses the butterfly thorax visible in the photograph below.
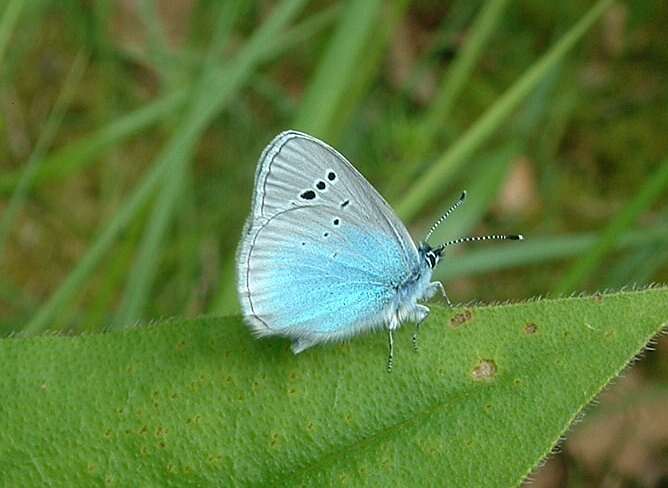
[387,242,442,319]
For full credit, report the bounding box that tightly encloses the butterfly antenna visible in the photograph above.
[437,233,524,250]
[424,191,467,243]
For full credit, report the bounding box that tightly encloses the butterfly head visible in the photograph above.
[418,242,444,270]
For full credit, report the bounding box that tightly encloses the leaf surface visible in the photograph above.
[1,288,666,486]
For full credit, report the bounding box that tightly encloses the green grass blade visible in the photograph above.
[0,8,338,197]
[22,142,166,335]
[555,160,668,294]
[412,0,510,160]
[136,0,175,84]
[0,0,23,66]
[293,0,384,141]
[396,0,614,222]
[604,242,668,289]
[437,224,668,281]
[112,2,243,326]
[323,0,409,144]
[2,289,666,485]
[23,0,309,335]
[0,90,186,195]
[262,3,341,60]
[0,51,88,262]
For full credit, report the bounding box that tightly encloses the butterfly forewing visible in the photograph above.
[237,131,419,341]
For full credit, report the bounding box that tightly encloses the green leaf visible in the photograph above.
[2,288,666,486]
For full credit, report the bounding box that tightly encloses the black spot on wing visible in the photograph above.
[316,181,326,190]
[300,190,316,200]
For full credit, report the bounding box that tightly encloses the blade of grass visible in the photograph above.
[263,3,341,59]
[0,0,23,66]
[24,0,309,335]
[411,0,509,161]
[0,90,186,195]
[388,0,509,201]
[81,211,147,332]
[0,51,88,263]
[437,224,668,281]
[396,0,614,222]
[0,8,337,197]
[293,0,384,141]
[603,243,668,290]
[324,1,409,144]
[136,0,176,85]
[400,0,477,100]
[112,1,243,327]
[555,160,668,294]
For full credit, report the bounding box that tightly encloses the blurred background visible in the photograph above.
[1,0,667,485]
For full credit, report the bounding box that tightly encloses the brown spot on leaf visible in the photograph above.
[472,359,497,381]
[450,309,473,328]
[524,323,538,335]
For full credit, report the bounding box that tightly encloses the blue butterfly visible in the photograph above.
[237,131,523,371]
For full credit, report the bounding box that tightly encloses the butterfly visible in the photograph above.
[237,130,523,371]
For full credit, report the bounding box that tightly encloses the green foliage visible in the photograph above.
[23,0,309,334]
[396,0,613,220]
[555,160,668,294]
[1,289,666,486]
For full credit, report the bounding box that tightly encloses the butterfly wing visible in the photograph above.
[237,131,419,349]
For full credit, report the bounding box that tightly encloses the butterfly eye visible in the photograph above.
[300,190,316,200]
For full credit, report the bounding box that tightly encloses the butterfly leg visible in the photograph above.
[387,329,394,373]
[386,316,400,373]
[412,304,431,353]
[426,281,452,307]
[291,336,317,354]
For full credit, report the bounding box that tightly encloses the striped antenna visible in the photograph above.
[437,234,524,250]
[424,191,467,242]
